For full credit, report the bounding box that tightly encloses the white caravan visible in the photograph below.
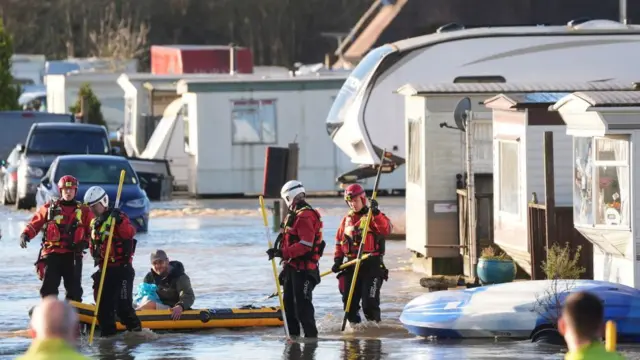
[326,19,640,191]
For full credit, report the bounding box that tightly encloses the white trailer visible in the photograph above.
[175,74,352,196]
[45,71,136,131]
[326,19,640,191]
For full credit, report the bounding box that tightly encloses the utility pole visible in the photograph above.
[465,110,477,279]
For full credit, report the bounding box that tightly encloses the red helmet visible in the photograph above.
[344,183,367,205]
[58,175,79,191]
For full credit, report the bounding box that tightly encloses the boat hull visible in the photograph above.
[400,280,640,341]
[70,301,283,331]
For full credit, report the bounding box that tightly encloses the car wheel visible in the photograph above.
[531,327,565,346]
[0,186,5,205]
[6,188,15,204]
[16,197,30,210]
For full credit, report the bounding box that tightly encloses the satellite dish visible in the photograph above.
[453,97,471,132]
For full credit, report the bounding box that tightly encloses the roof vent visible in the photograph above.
[436,23,465,34]
[571,19,627,30]
[567,17,592,27]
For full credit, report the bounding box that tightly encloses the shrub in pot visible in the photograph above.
[477,246,516,285]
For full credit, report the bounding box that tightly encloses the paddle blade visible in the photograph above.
[259,196,269,227]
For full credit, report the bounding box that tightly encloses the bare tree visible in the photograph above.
[88,2,149,70]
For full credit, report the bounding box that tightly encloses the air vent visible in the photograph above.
[436,23,465,34]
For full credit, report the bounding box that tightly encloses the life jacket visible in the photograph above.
[42,200,85,252]
[90,214,137,266]
[279,203,325,271]
[339,210,385,259]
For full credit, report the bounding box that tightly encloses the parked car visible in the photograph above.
[15,123,113,209]
[0,111,74,161]
[35,155,150,233]
[0,147,21,204]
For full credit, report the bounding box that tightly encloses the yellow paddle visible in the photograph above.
[319,254,371,278]
[340,149,389,331]
[605,320,617,352]
[259,195,290,340]
[89,169,126,345]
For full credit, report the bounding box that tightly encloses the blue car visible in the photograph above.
[35,155,150,232]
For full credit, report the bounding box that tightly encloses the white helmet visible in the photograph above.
[280,180,305,207]
[84,186,109,208]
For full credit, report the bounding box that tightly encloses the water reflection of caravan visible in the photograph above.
[139,98,189,190]
[326,20,640,190]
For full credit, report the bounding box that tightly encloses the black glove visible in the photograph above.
[332,257,343,273]
[370,198,380,215]
[20,233,30,249]
[110,209,123,224]
[266,248,282,261]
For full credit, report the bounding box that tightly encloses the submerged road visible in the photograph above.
[0,197,638,359]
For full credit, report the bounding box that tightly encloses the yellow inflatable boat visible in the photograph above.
[69,301,283,331]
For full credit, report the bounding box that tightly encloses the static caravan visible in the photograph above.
[45,71,135,131]
[399,81,634,276]
[553,90,640,288]
[327,19,640,191]
[483,92,601,278]
[176,74,351,196]
[117,73,219,157]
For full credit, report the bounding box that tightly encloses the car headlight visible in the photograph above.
[19,165,43,177]
[126,198,147,208]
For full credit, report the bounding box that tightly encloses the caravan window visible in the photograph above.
[231,99,277,144]
[498,141,520,216]
[573,136,630,228]
[124,97,134,135]
[407,116,422,184]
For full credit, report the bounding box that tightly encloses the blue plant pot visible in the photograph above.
[477,259,516,285]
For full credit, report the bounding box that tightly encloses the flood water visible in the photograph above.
[1,197,639,359]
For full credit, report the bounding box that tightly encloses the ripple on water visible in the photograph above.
[0,199,637,359]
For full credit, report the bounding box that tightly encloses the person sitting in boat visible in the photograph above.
[332,183,391,325]
[138,249,195,321]
[559,291,625,359]
[85,186,142,337]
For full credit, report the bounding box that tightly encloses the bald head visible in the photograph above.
[30,296,79,341]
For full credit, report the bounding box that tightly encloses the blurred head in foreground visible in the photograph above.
[30,295,80,344]
[559,291,604,347]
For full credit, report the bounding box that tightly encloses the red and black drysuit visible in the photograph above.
[90,209,141,337]
[21,199,93,301]
[333,203,391,324]
[267,201,325,338]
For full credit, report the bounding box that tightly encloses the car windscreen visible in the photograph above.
[54,159,138,185]
[26,130,110,155]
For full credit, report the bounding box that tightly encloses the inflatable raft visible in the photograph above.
[69,301,283,331]
[400,280,640,342]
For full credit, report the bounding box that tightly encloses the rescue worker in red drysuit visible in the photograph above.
[266,180,325,339]
[85,185,141,337]
[332,183,392,325]
[19,175,93,301]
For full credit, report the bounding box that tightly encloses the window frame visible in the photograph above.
[497,139,520,218]
[230,99,278,145]
[590,135,630,230]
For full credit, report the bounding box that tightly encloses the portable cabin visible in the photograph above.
[175,74,351,196]
[117,73,214,157]
[483,92,596,279]
[45,71,135,131]
[398,81,634,276]
[552,90,640,288]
